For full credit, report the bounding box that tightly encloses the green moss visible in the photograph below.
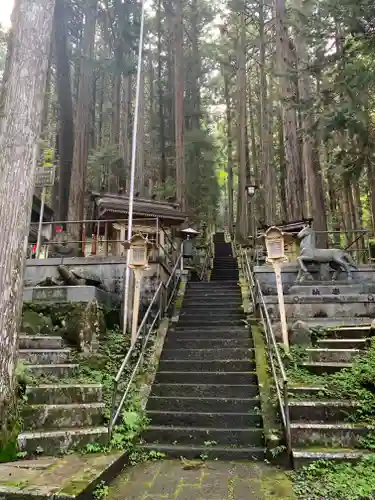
[60,480,88,496]
[252,324,283,448]
[1,480,28,489]
[260,471,296,499]
[22,301,109,352]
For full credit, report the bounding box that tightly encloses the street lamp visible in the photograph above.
[179,224,200,273]
[264,226,289,351]
[122,233,153,346]
[245,184,258,198]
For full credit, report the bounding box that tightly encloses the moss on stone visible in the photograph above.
[260,470,296,499]
[21,309,53,335]
[252,324,283,448]
[60,480,88,496]
[22,301,107,353]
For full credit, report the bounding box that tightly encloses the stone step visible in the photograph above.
[291,422,369,448]
[289,284,375,295]
[178,319,245,327]
[19,349,71,365]
[158,360,256,372]
[269,294,375,304]
[287,385,326,399]
[327,325,373,339]
[160,348,254,361]
[179,311,244,320]
[27,364,79,377]
[151,383,259,398]
[184,292,242,300]
[211,273,239,278]
[22,403,106,430]
[271,302,375,321]
[146,396,260,413]
[139,443,265,461]
[147,410,262,428]
[17,427,108,455]
[316,338,369,349]
[213,265,237,269]
[289,401,360,422]
[187,282,239,288]
[300,361,352,375]
[182,301,242,308]
[173,328,249,338]
[181,303,243,311]
[211,277,239,282]
[306,348,362,363]
[292,448,369,469]
[19,336,64,349]
[298,318,373,331]
[154,371,258,385]
[25,384,103,405]
[143,426,264,447]
[163,338,251,349]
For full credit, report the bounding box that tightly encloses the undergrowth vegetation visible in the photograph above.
[292,455,375,500]
[283,329,375,498]
[3,327,164,465]
[285,336,375,429]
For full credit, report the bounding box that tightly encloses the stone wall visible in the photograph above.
[254,264,375,295]
[24,257,170,323]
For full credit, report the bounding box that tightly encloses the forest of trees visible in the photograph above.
[0,0,375,422]
[2,0,375,241]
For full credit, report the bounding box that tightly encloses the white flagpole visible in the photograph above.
[122,0,146,336]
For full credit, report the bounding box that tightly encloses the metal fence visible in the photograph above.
[28,217,173,259]
[238,247,292,463]
[108,253,182,439]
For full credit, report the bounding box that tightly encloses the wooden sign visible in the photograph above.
[35,166,56,187]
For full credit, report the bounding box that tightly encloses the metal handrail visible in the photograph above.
[239,247,292,459]
[108,253,182,439]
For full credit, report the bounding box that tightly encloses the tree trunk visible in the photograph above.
[135,67,145,195]
[119,74,131,191]
[222,54,234,235]
[294,0,327,246]
[278,110,287,221]
[274,0,304,220]
[68,0,98,248]
[174,0,185,209]
[0,0,55,427]
[54,0,74,222]
[235,11,248,241]
[0,0,20,136]
[259,0,273,225]
[157,0,167,184]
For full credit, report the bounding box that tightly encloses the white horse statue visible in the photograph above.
[296,226,358,282]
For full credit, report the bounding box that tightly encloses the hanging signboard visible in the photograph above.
[35,165,56,188]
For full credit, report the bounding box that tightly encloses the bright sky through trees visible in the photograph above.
[0,0,13,28]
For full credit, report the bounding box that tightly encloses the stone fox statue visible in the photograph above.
[296,226,358,282]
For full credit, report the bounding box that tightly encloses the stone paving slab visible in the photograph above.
[107,460,296,500]
[0,452,123,499]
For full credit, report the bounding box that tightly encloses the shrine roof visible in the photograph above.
[91,192,189,224]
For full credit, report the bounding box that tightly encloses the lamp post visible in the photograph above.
[180,225,199,273]
[122,234,153,347]
[245,184,258,259]
[264,226,289,351]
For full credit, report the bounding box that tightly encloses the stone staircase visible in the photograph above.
[141,232,264,459]
[18,333,107,455]
[261,279,375,468]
